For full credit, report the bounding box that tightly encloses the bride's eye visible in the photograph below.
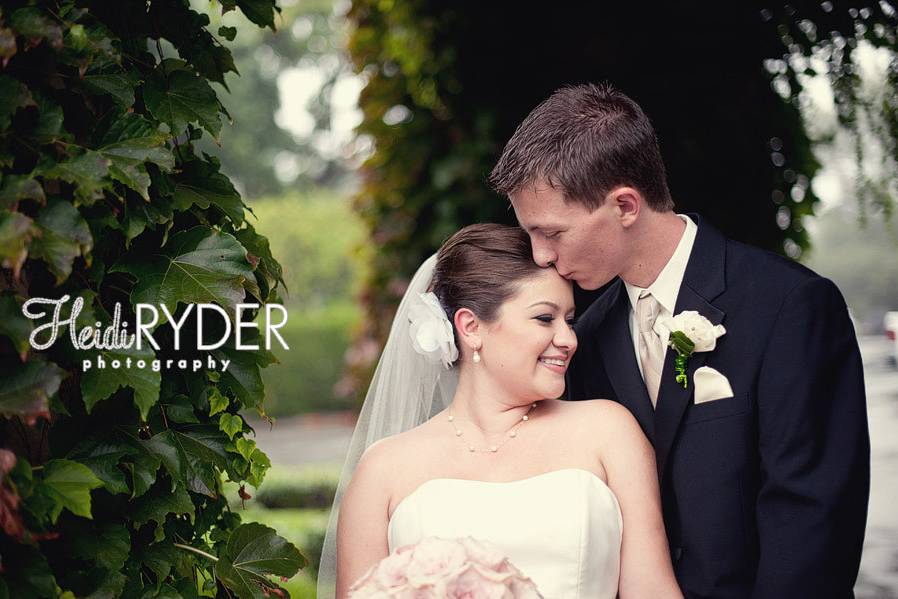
[535,315,554,323]
[566,317,577,327]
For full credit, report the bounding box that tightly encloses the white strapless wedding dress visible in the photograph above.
[388,468,622,599]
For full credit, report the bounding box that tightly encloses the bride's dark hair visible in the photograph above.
[430,223,546,328]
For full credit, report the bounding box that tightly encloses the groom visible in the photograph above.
[490,83,870,598]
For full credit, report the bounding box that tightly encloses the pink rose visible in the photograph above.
[446,564,512,599]
[374,548,413,588]
[460,537,508,570]
[405,537,467,585]
[507,575,542,599]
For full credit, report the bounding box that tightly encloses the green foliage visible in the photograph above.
[247,191,366,415]
[260,303,358,416]
[766,3,898,224]
[0,1,310,597]
[194,0,355,196]
[249,191,368,310]
[253,468,338,510]
[222,465,336,578]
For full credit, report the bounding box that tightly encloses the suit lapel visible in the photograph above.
[653,215,727,481]
[653,285,724,479]
[597,282,655,442]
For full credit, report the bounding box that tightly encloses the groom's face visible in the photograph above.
[510,182,628,290]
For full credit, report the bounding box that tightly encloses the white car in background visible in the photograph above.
[886,312,898,367]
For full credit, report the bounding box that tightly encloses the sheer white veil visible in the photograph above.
[316,253,459,598]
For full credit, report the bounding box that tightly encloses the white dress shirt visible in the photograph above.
[624,214,697,378]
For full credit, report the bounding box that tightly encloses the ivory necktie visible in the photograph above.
[636,292,665,408]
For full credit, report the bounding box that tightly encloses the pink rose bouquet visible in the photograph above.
[348,537,543,598]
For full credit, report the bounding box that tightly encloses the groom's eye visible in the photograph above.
[544,231,560,239]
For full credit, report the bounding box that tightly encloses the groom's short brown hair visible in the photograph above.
[489,83,674,211]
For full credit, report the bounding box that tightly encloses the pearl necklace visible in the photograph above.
[447,403,537,453]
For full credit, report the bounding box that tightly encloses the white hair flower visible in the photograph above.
[408,292,458,368]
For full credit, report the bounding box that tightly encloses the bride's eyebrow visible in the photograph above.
[527,301,559,310]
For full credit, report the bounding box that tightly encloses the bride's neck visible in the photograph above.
[449,370,534,434]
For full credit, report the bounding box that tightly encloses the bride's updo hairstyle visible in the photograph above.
[430,223,546,354]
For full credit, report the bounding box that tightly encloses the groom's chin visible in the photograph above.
[574,277,603,291]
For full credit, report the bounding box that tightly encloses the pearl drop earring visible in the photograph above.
[472,349,481,364]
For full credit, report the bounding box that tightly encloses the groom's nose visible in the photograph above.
[532,241,557,268]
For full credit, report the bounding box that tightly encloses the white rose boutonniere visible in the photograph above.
[661,310,726,388]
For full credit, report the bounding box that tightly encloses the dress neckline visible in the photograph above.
[388,468,616,522]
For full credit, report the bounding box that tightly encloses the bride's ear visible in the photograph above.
[454,308,481,352]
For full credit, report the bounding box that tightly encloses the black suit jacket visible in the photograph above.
[567,215,870,599]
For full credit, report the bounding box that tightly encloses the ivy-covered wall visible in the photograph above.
[0,1,308,597]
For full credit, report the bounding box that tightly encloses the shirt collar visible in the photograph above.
[625,214,698,314]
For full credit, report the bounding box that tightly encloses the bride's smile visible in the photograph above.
[455,267,578,406]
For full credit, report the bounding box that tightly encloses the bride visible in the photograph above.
[319,224,682,598]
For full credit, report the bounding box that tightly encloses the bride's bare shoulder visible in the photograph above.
[355,420,441,475]
[549,398,641,434]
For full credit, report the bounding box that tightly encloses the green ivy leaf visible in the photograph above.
[208,387,229,416]
[111,226,254,320]
[122,192,174,246]
[218,413,242,440]
[27,94,65,145]
[39,151,111,204]
[215,522,304,599]
[71,522,131,571]
[80,343,161,420]
[187,40,238,88]
[131,481,194,537]
[138,583,183,599]
[82,74,136,107]
[9,7,63,50]
[97,113,174,200]
[140,542,178,589]
[125,446,163,500]
[0,175,46,209]
[0,545,57,599]
[212,344,276,409]
[172,160,245,225]
[0,293,34,360]
[235,437,255,462]
[235,0,280,31]
[234,223,285,301]
[29,199,93,284]
[83,569,127,599]
[0,210,34,276]
[0,359,65,424]
[163,393,200,424]
[246,448,270,489]
[143,68,222,137]
[0,74,35,130]
[37,458,104,523]
[145,425,230,497]
[66,435,133,496]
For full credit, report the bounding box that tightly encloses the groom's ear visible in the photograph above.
[454,308,481,349]
[608,186,641,228]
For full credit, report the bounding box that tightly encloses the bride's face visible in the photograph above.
[478,268,577,401]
